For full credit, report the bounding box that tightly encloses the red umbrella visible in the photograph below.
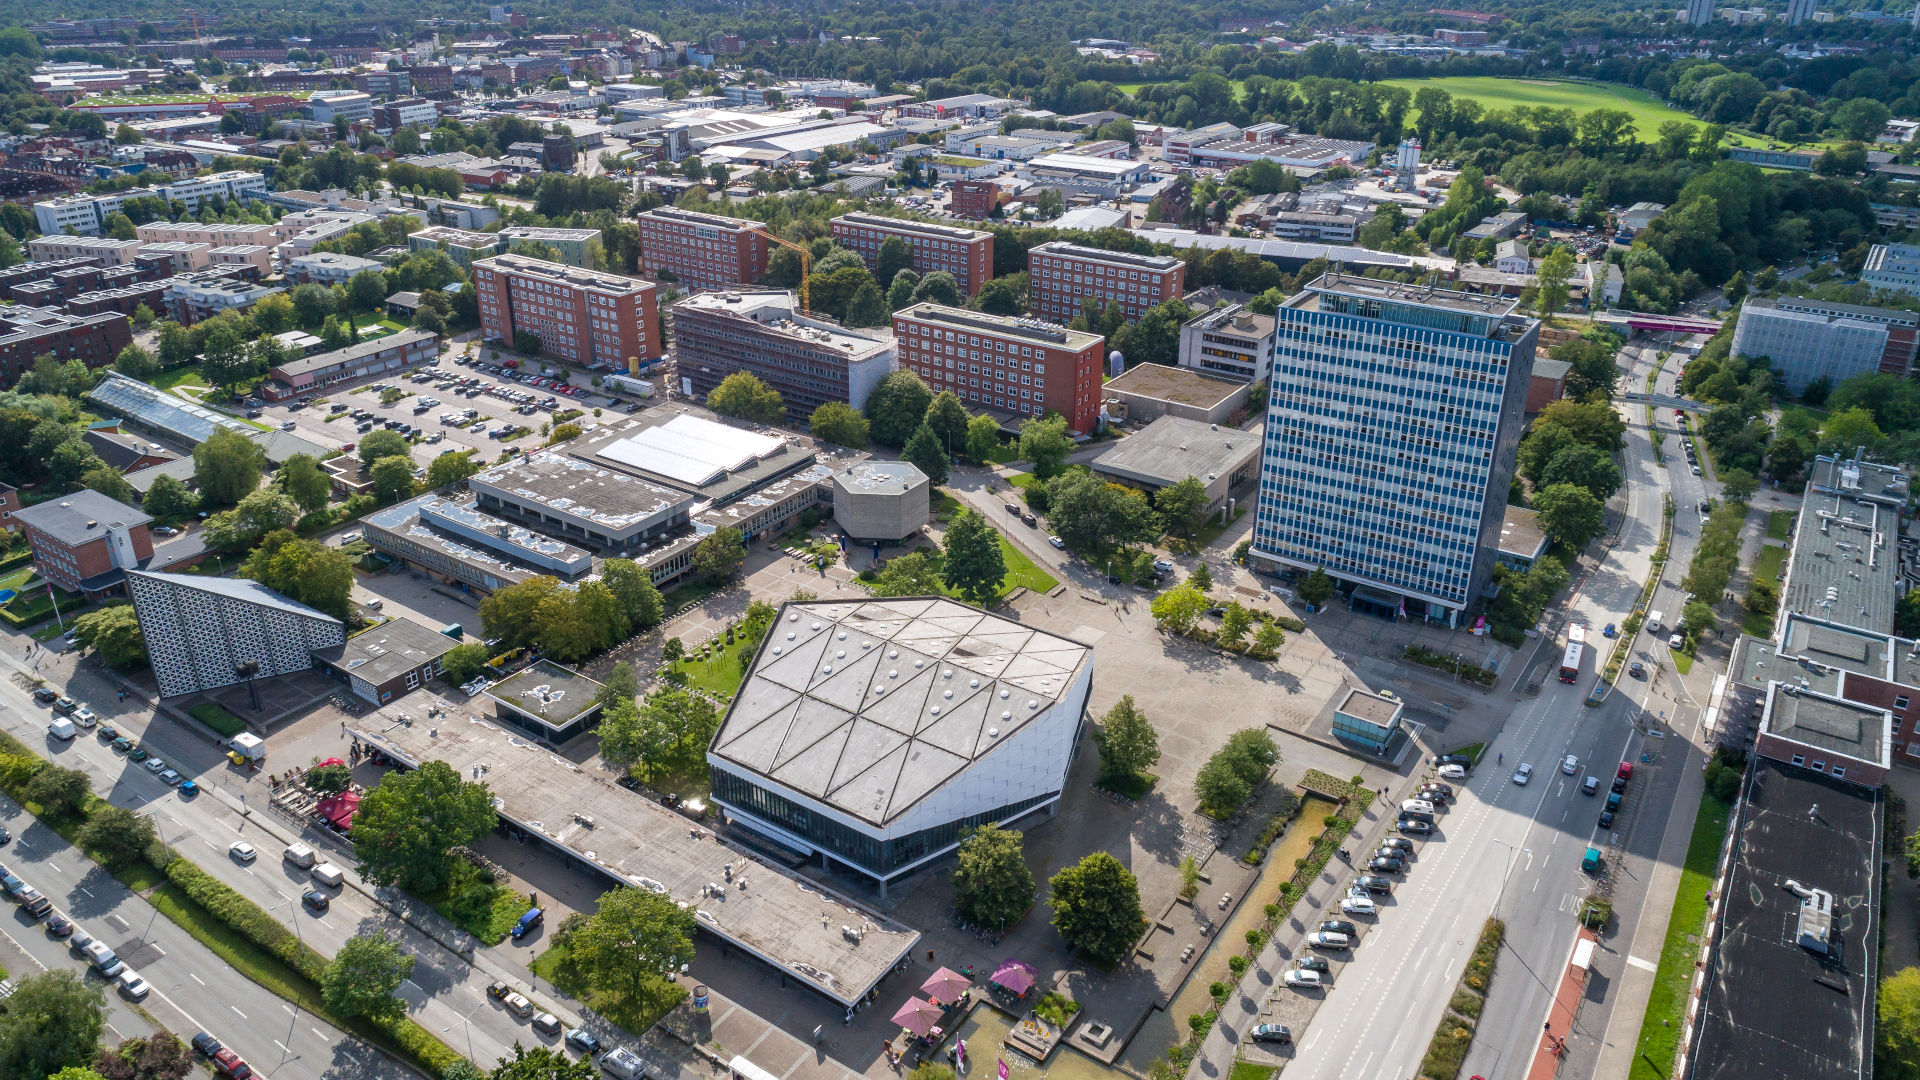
[318,757,347,768]
[891,998,943,1036]
[989,960,1036,995]
[921,966,971,1003]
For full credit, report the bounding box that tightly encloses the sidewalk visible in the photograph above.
[1526,928,1598,1080]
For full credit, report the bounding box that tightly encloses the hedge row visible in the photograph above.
[161,854,329,982]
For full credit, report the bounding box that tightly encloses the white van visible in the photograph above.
[601,1048,645,1080]
[310,863,344,888]
[1401,799,1437,817]
[82,940,124,976]
[47,718,76,741]
[1647,610,1663,633]
[283,843,316,868]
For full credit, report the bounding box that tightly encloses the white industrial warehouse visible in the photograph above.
[707,598,1094,895]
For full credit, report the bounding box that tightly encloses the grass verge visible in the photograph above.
[1228,1063,1275,1080]
[1628,790,1732,1080]
[1417,918,1505,1080]
[1766,510,1794,541]
[187,702,247,737]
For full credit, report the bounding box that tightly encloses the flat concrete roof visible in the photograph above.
[1498,505,1546,560]
[484,659,605,728]
[471,450,691,533]
[831,461,927,498]
[1690,757,1878,1080]
[1763,684,1890,769]
[350,712,919,1006]
[1091,415,1259,489]
[1337,688,1401,727]
[1785,461,1904,634]
[1104,363,1246,409]
[314,617,457,686]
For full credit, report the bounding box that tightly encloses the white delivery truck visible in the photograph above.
[47,718,76,741]
[226,733,265,766]
[1647,610,1664,634]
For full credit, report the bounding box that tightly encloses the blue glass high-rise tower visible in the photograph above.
[1250,274,1538,625]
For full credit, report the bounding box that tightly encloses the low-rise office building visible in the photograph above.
[1027,241,1185,324]
[830,213,993,298]
[1176,303,1278,384]
[483,660,607,743]
[468,449,693,555]
[1102,363,1252,426]
[1090,414,1259,517]
[891,303,1105,432]
[287,251,386,286]
[313,617,459,706]
[672,290,896,414]
[12,489,154,599]
[636,207,769,291]
[262,328,439,400]
[1730,296,1920,394]
[1016,152,1152,197]
[497,226,603,268]
[1864,242,1920,300]
[831,461,930,544]
[363,493,595,595]
[408,225,503,268]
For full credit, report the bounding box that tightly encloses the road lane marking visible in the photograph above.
[230,1006,247,1019]
[274,1041,288,1053]
[283,1004,296,1015]
[1627,954,1660,973]
[312,1028,325,1038]
[189,973,204,985]
[150,945,163,957]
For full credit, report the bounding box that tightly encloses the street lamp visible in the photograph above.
[1489,837,1528,920]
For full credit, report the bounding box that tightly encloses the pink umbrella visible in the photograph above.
[891,998,943,1035]
[989,959,1036,995]
[921,966,971,1003]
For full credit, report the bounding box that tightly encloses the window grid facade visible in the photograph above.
[1250,278,1536,625]
[1027,241,1185,325]
[829,214,993,298]
[891,303,1105,433]
[473,253,660,366]
[636,208,770,292]
[128,572,346,698]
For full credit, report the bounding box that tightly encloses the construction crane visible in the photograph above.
[752,228,812,314]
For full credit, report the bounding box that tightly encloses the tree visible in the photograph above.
[870,551,943,596]
[1880,967,1920,1080]
[865,370,934,446]
[352,760,496,894]
[1531,483,1606,548]
[26,766,92,817]
[113,344,158,379]
[279,454,331,512]
[1154,476,1209,537]
[192,428,266,506]
[1195,729,1278,816]
[425,450,481,489]
[1093,695,1159,780]
[305,762,352,795]
[322,933,415,1021]
[1536,247,1575,317]
[1189,563,1213,594]
[887,270,919,312]
[203,489,299,552]
[1046,852,1144,965]
[0,971,106,1080]
[909,272,960,307]
[92,1034,192,1080]
[1150,582,1209,634]
[600,558,664,630]
[1045,469,1157,552]
[965,414,1001,464]
[441,643,491,684]
[75,805,156,869]
[142,475,198,524]
[548,423,583,444]
[1298,568,1335,609]
[569,886,696,1004]
[901,423,951,485]
[1540,443,1622,502]
[706,372,785,424]
[874,236,913,285]
[198,321,257,393]
[370,455,416,501]
[1219,602,1255,648]
[1251,620,1285,655]
[1820,406,1885,457]
[1552,337,1620,401]
[72,605,146,670]
[808,402,869,447]
[1719,468,1757,504]
[489,1045,600,1080]
[691,526,746,583]
[923,391,971,453]
[941,509,1005,605]
[974,273,1026,316]
[1035,188,1065,219]
[80,466,136,507]
[244,532,355,621]
[951,824,1034,930]
[843,280,889,328]
[358,428,411,466]
[482,576,560,648]
[1018,414,1073,480]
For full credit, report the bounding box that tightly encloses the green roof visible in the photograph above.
[75,91,314,107]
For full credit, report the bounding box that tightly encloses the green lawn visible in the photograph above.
[1766,511,1794,541]
[1006,472,1036,490]
[1379,77,1768,145]
[1229,1065,1276,1080]
[1629,792,1733,1080]
[151,367,208,392]
[668,634,756,701]
[997,537,1058,596]
[418,860,533,945]
[188,702,247,737]
[1751,544,1786,586]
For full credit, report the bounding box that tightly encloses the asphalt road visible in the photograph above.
[0,652,590,1076]
[0,779,405,1080]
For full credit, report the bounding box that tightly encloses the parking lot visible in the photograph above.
[261,346,644,471]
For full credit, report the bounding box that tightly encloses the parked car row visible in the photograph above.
[485,979,641,1075]
[1,861,152,1001]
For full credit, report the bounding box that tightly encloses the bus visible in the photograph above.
[1559,625,1587,683]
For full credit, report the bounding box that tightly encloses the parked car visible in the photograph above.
[1397,818,1433,834]
[1320,918,1358,936]
[1295,954,1330,973]
[1249,1024,1292,1045]
[1599,810,1616,828]
[1669,632,1686,649]
[503,992,535,1018]
[119,968,151,999]
[1629,661,1646,679]
[1380,836,1413,853]
[1284,969,1323,989]
[1612,776,1628,794]
[487,981,512,1001]
[1432,753,1471,770]
[32,688,58,704]
[191,1034,221,1058]
[97,724,117,741]
[1341,895,1377,916]
[1307,931,1350,949]
[531,1013,562,1037]
[301,889,330,912]
[1617,762,1634,779]
[1368,856,1405,873]
[46,913,72,938]
[1354,875,1392,894]
[212,1049,251,1079]
[1437,763,1468,780]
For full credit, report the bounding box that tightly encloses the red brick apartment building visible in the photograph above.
[635,207,770,292]
[1028,241,1186,324]
[473,253,662,367]
[0,309,132,390]
[10,488,154,598]
[891,303,1105,433]
[830,213,994,297]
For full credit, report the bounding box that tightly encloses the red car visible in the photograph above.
[212,1049,251,1079]
[1617,762,1633,779]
